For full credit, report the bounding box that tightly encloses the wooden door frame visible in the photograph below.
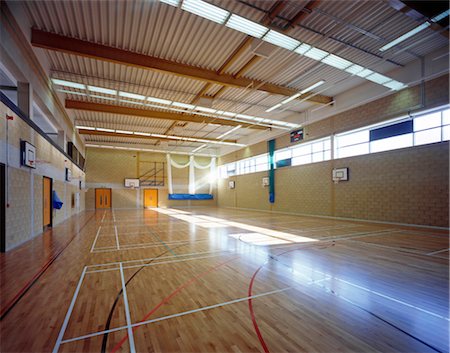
[95,188,112,209]
[0,163,5,252]
[43,176,53,229]
[144,189,158,208]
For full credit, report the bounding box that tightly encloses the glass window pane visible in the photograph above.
[370,134,413,153]
[275,149,291,161]
[337,143,369,158]
[414,112,441,131]
[292,155,312,166]
[312,141,324,153]
[443,109,450,125]
[336,130,369,148]
[255,155,267,165]
[414,127,441,145]
[443,125,450,141]
[324,150,331,160]
[255,164,267,172]
[292,144,311,157]
[312,152,324,162]
[323,139,331,150]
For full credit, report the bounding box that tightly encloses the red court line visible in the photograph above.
[0,213,95,320]
[110,255,238,353]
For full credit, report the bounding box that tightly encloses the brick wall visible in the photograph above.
[85,148,216,209]
[217,76,450,228]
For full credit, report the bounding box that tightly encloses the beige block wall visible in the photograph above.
[217,76,450,228]
[85,148,216,209]
[1,102,86,250]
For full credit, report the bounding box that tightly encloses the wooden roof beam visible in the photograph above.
[78,129,238,144]
[31,29,332,105]
[65,99,267,130]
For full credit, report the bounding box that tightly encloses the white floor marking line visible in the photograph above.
[92,238,211,253]
[52,267,88,353]
[119,263,136,353]
[90,226,102,253]
[86,253,232,274]
[87,249,227,269]
[112,208,116,223]
[426,247,449,255]
[114,225,120,250]
[59,277,332,345]
[101,211,106,223]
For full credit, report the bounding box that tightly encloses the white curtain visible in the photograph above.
[166,154,216,195]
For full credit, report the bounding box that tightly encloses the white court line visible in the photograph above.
[52,267,87,353]
[112,208,116,223]
[101,211,106,223]
[426,247,449,256]
[87,249,226,269]
[60,277,331,344]
[86,253,232,274]
[114,225,120,250]
[90,226,102,253]
[92,238,211,253]
[119,263,136,353]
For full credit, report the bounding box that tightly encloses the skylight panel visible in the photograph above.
[196,106,216,113]
[159,0,180,7]
[52,79,86,90]
[75,126,95,130]
[181,0,230,24]
[303,47,329,61]
[87,86,116,95]
[147,96,172,105]
[321,54,352,69]
[225,14,268,38]
[97,128,115,132]
[119,91,146,100]
[383,80,407,91]
[262,30,301,50]
[294,43,312,55]
[134,132,152,136]
[345,64,365,75]
[365,73,391,85]
[355,68,374,78]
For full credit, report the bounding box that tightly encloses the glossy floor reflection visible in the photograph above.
[1,207,448,353]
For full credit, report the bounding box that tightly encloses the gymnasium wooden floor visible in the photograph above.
[1,207,449,353]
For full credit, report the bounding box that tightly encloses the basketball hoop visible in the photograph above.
[333,177,342,184]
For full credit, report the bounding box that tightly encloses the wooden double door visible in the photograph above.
[144,189,158,208]
[43,177,52,228]
[95,188,112,209]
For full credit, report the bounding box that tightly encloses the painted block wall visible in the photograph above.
[1,102,86,250]
[85,148,216,209]
[217,76,450,228]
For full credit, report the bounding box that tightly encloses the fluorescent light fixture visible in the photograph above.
[116,130,133,134]
[225,14,268,38]
[147,96,172,105]
[90,94,116,101]
[345,64,365,75]
[119,99,145,105]
[192,144,207,153]
[236,114,255,120]
[262,30,300,50]
[181,0,229,24]
[431,9,449,22]
[355,68,374,78]
[222,111,237,117]
[196,106,216,113]
[383,80,407,91]
[52,78,86,90]
[365,73,391,85]
[294,43,312,55]
[379,22,430,52]
[303,47,329,61]
[281,92,302,105]
[87,85,116,95]
[97,128,115,132]
[57,89,87,96]
[134,132,152,136]
[119,91,146,100]
[217,125,241,139]
[321,54,352,69]
[159,0,179,6]
[75,126,95,130]
[300,80,325,94]
[172,102,195,109]
[266,103,282,112]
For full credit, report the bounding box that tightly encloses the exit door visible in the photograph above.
[43,176,52,228]
[95,188,112,209]
[144,189,158,208]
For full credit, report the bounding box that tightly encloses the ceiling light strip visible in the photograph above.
[86,144,216,157]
